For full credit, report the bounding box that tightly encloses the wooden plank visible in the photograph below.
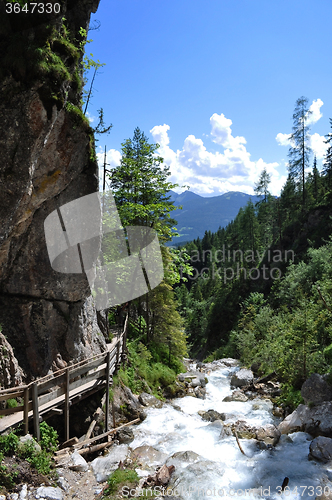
[0,403,33,416]
[24,386,29,435]
[0,390,25,402]
[65,368,70,442]
[105,352,110,432]
[32,382,40,442]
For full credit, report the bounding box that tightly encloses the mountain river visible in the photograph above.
[130,361,332,500]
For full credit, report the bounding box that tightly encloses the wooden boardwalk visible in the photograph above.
[0,317,128,441]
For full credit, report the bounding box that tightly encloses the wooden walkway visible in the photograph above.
[0,316,128,441]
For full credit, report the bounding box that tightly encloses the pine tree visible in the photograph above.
[287,96,312,207]
[109,127,178,242]
[323,118,332,191]
[255,167,271,203]
[312,155,320,201]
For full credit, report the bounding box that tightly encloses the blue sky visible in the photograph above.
[85,0,332,197]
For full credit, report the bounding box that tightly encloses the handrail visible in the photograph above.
[0,314,129,439]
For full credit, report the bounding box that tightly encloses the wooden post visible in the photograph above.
[24,386,29,435]
[105,351,110,432]
[65,368,70,442]
[112,400,116,428]
[32,382,40,442]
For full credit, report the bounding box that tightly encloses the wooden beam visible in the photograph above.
[32,382,40,442]
[24,386,29,435]
[65,368,70,442]
[105,352,110,432]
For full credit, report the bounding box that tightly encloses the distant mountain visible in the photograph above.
[168,190,260,244]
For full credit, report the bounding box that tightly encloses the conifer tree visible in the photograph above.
[287,96,312,207]
[254,167,271,202]
[323,118,332,190]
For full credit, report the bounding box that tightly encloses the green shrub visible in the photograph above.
[105,468,139,495]
[39,422,58,453]
[6,399,18,409]
[0,433,19,456]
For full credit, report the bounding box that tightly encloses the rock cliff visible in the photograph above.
[0,0,107,384]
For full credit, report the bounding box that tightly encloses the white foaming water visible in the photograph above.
[131,365,332,499]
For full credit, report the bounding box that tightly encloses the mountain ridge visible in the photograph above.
[168,190,260,244]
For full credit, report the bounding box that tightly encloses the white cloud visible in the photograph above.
[309,133,328,160]
[86,112,96,124]
[307,98,324,125]
[276,132,292,147]
[151,113,283,196]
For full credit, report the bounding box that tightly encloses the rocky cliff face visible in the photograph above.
[0,0,107,384]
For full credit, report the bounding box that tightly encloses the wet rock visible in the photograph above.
[223,390,248,402]
[68,450,88,472]
[35,487,63,500]
[278,402,332,437]
[190,377,201,388]
[273,406,284,418]
[231,368,254,388]
[198,409,226,422]
[194,386,206,399]
[91,444,129,482]
[301,373,332,405]
[139,392,163,408]
[168,459,224,490]
[141,464,175,488]
[166,450,201,469]
[132,445,168,467]
[117,427,134,444]
[232,420,256,439]
[256,424,281,446]
[309,436,332,462]
[113,384,143,424]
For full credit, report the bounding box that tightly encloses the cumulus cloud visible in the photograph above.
[276,133,292,147]
[309,133,328,159]
[307,98,324,125]
[151,113,282,196]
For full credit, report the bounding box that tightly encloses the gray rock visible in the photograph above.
[166,450,201,469]
[35,487,63,500]
[117,427,134,444]
[278,402,332,437]
[132,445,168,467]
[198,409,226,422]
[256,424,281,446]
[309,436,332,462]
[91,444,129,482]
[0,3,107,381]
[68,450,88,472]
[223,391,248,402]
[301,373,332,405]
[138,392,163,408]
[19,486,27,500]
[231,368,254,388]
[190,377,201,388]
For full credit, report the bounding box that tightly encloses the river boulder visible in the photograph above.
[138,392,163,408]
[232,420,256,439]
[132,445,168,467]
[309,436,332,462]
[91,444,129,482]
[301,373,332,405]
[256,424,281,446]
[223,390,248,402]
[278,402,332,437]
[231,368,254,388]
[166,450,201,469]
[198,409,226,422]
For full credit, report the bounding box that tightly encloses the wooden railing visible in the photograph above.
[0,315,128,441]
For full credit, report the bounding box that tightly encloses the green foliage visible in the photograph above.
[0,433,19,456]
[277,384,304,411]
[105,468,139,495]
[6,399,18,409]
[39,422,58,453]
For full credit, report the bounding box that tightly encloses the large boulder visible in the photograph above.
[278,402,332,437]
[232,420,256,440]
[256,424,281,446]
[91,444,129,482]
[309,436,332,462]
[138,392,163,408]
[198,409,226,422]
[231,369,254,388]
[301,374,332,405]
[223,390,248,402]
[131,445,168,467]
